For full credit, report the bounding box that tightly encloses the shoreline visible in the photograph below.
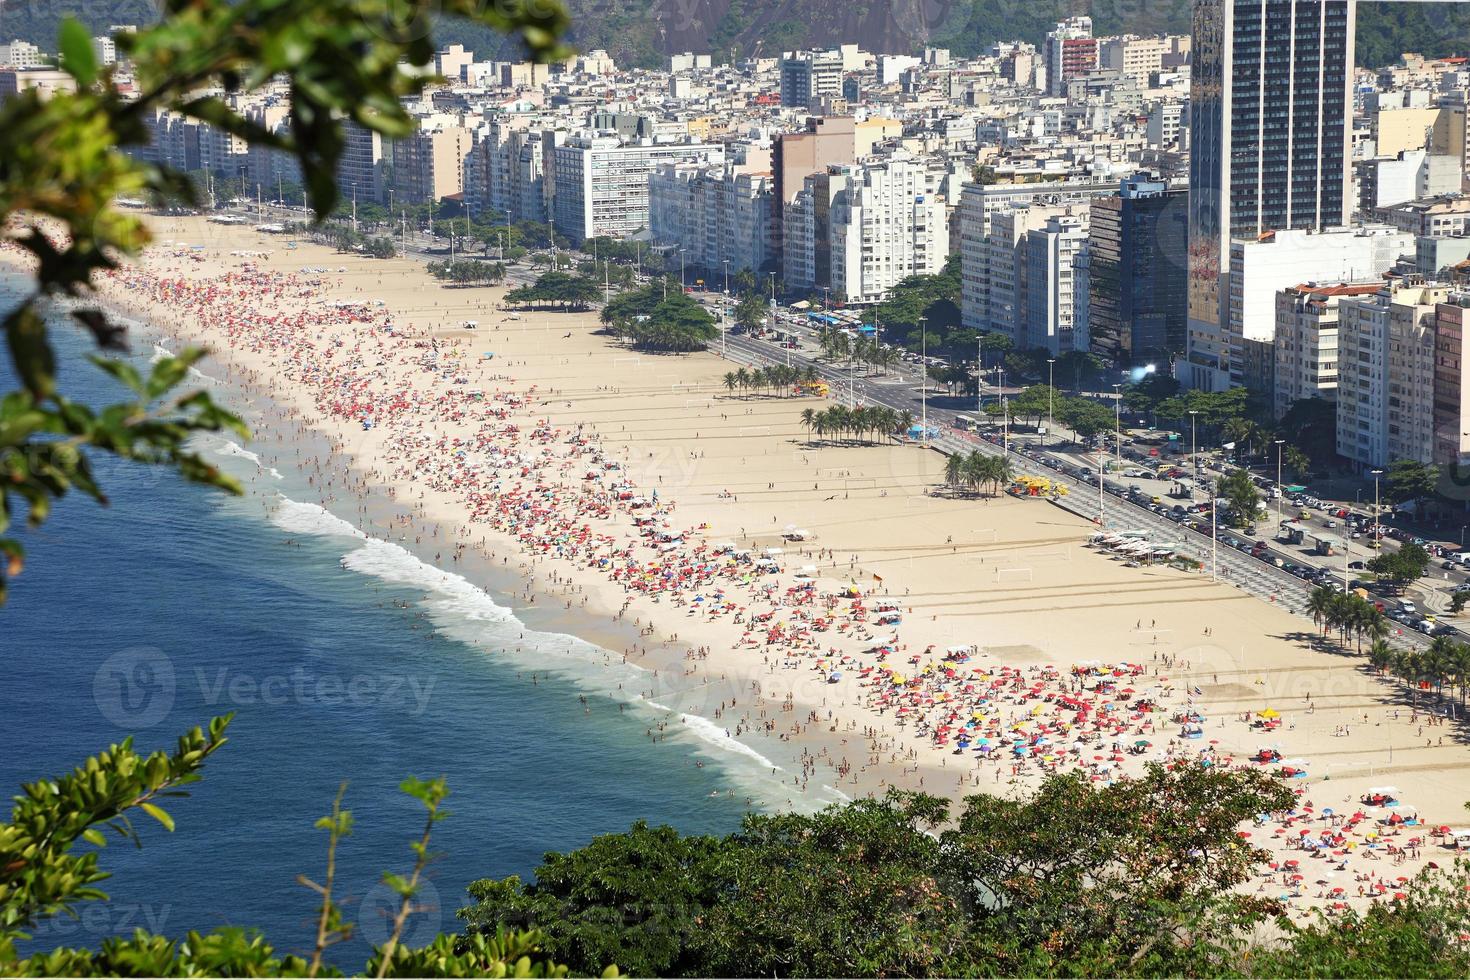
[8,216,1468,917]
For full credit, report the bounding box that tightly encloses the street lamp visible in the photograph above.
[1274,439,1285,538]
[1188,409,1199,474]
[1046,357,1055,450]
[723,258,729,296]
[919,315,928,433]
[1372,468,1384,551]
[998,366,1009,454]
[1111,383,1123,475]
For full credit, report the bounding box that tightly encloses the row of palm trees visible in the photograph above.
[943,452,1015,498]
[798,405,914,445]
[722,364,819,398]
[1308,583,1470,714]
[1306,586,1390,653]
[816,327,903,376]
[1370,636,1470,711]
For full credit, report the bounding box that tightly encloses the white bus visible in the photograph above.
[953,414,979,432]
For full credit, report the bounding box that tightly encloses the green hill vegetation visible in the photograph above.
[3,0,1465,70]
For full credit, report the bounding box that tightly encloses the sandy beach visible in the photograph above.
[20,213,1470,916]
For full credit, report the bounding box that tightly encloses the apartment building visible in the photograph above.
[1272,282,1383,418]
[551,136,721,240]
[829,155,949,304]
[1043,17,1096,98]
[1377,195,1470,238]
[957,178,1117,333]
[649,152,775,277]
[389,122,473,206]
[780,50,843,110]
[1433,294,1470,469]
[1227,226,1415,393]
[1336,280,1455,468]
[784,168,850,293]
[1023,213,1089,355]
[980,203,1075,342]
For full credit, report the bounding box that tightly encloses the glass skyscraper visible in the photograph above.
[1185,0,1355,391]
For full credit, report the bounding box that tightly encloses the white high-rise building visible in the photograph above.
[1272,282,1384,418]
[1336,280,1456,468]
[957,178,1117,333]
[1044,17,1096,97]
[649,152,775,278]
[1227,225,1415,392]
[1024,214,1090,355]
[0,40,43,69]
[829,155,949,304]
[551,136,721,240]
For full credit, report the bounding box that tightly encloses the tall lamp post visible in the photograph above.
[1189,410,1198,473]
[1046,357,1055,450]
[1111,383,1123,475]
[998,366,1009,454]
[1372,468,1384,553]
[919,315,928,433]
[1274,439,1286,538]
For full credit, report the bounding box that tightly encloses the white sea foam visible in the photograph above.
[269,496,366,540]
[265,493,820,808]
[676,710,785,770]
[216,439,283,479]
[216,439,261,466]
[341,537,516,628]
[150,342,218,383]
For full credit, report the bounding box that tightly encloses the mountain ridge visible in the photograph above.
[0,0,1465,73]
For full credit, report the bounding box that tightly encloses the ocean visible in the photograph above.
[0,278,822,967]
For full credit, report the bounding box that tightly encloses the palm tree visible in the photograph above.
[734,367,750,397]
[1367,639,1394,674]
[800,408,816,442]
[723,371,738,396]
[1306,585,1334,638]
[944,453,965,492]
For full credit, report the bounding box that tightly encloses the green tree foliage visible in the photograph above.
[1058,396,1116,441]
[1216,467,1263,527]
[505,272,601,310]
[799,405,907,445]
[872,254,962,340]
[427,260,506,286]
[941,450,1014,496]
[1277,397,1336,470]
[599,285,716,352]
[733,290,768,332]
[1368,542,1432,589]
[1305,584,1391,652]
[461,766,1326,978]
[0,0,571,603]
[1385,459,1439,507]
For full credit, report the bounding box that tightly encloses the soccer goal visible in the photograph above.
[973,528,999,544]
[995,566,1033,583]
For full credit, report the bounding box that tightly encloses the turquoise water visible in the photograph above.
[0,292,760,966]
